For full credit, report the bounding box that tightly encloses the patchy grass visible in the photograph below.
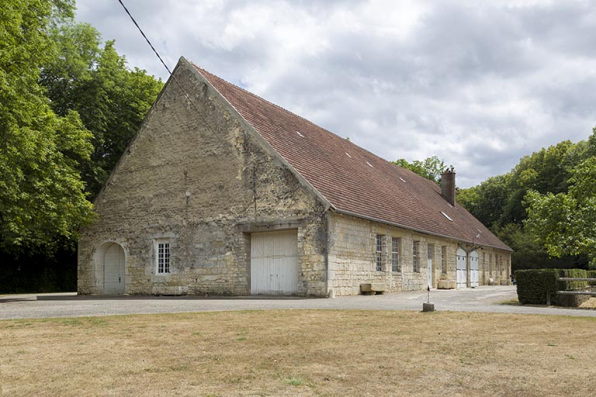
[2,310,596,396]
[499,297,520,305]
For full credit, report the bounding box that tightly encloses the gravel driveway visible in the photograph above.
[1,286,595,320]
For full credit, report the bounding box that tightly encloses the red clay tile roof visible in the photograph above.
[192,63,511,251]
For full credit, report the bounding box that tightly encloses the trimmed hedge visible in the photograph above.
[515,269,588,305]
[588,270,596,287]
[516,269,557,305]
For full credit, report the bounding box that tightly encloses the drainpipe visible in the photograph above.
[325,211,333,298]
[466,250,471,288]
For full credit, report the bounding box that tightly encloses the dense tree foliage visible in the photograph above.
[393,156,446,184]
[526,155,596,268]
[0,0,93,253]
[41,22,163,197]
[1,0,162,291]
[458,131,596,270]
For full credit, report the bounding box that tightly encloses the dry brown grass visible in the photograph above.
[580,297,596,309]
[2,310,596,396]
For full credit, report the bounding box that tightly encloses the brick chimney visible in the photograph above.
[441,167,456,206]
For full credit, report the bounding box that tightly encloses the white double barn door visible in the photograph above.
[456,248,479,289]
[251,230,299,295]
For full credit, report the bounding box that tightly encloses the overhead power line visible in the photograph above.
[117,0,173,77]
[116,0,220,135]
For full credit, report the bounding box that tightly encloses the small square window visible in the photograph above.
[156,241,170,274]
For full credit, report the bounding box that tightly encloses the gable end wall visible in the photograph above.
[78,60,327,296]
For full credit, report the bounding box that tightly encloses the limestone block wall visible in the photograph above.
[78,60,327,297]
[479,249,512,285]
[327,212,511,296]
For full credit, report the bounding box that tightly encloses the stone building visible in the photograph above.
[78,57,512,297]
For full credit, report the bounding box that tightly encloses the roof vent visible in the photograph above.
[345,152,352,158]
[440,211,453,222]
[366,161,373,168]
[296,131,305,137]
[399,177,406,183]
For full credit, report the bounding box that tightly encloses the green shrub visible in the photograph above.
[558,269,588,291]
[588,270,596,287]
[515,269,588,305]
[515,269,558,305]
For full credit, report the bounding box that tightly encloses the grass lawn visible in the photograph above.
[2,310,596,396]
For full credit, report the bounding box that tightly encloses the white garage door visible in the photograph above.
[104,243,125,295]
[470,250,479,287]
[456,248,467,289]
[251,230,299,295]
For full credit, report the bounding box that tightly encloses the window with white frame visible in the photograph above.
[391,237,400,272]
[156,241,171,274]
[376,235,384,271]
[413,241,420,273]
[441,246,447,274]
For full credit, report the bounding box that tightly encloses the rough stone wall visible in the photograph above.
[479,249,512,285]
[78,60,327,296]
[327,212,511,296]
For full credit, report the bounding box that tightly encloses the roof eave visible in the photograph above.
[332,208,513,252]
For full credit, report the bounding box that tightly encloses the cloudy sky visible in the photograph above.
[75,0,596,187]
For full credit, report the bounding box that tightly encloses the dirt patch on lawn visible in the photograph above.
[1,310,595,396]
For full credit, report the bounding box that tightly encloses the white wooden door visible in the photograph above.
[456,248,467,289]
[104,243,125,294]
[469,250,479,287]
[427,245,433,289]
[251,230,298,295]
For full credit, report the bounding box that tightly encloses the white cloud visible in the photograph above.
[76,0,596,187]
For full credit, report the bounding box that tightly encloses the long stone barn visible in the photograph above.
[78,57,512,297]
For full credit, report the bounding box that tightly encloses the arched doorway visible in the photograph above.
[96,242,125,295]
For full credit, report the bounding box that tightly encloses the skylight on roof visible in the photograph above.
[440,211,453,222]
[366,161,373,168]
[399,177,406,182]
[296,131,305,137]
[345,152,352,158]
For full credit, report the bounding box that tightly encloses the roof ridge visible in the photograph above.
[191,63,334,136]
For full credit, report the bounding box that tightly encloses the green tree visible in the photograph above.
[458,175,510,228]
[40,22,163,197]
[525,157,596,268]
[0,0,94,252]
[393,156,446,184]
[457,132,596,270]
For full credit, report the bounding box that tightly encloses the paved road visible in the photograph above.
[1,286,595,320]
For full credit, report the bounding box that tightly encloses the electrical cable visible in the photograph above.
[116,0,217,133]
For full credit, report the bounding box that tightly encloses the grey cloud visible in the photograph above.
[75,0,596,187]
